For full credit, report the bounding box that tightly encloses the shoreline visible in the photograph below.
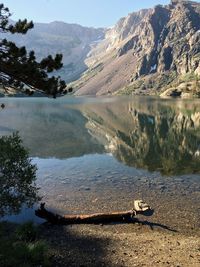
[1,219,199,266]
[39,222,200,267]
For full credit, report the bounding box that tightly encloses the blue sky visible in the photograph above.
[2,0,200,27]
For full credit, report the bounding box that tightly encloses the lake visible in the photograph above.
[0,96,200,234]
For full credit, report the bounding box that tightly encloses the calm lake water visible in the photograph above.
[0,96,200,234]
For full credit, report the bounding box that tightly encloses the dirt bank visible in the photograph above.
[40,222,200,267]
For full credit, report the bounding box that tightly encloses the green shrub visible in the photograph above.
[28,241,49,265]
[0,222,50,267]
[0,240,50,267]
[15,222,38,242]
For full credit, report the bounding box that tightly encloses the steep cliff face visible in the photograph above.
[75,0,200,96]
[88,9,149,58]
[3,1,200,95]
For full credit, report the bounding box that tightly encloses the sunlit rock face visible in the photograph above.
[81,99,200,175]
[3,1,200,96]
[75,1,200,95]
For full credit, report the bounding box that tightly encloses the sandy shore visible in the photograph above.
[39,221,200,267]
[36,167,200,266]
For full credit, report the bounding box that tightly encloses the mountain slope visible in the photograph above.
[75,0,200,96]
[4,21,105,82]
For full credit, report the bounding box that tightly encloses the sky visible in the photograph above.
[2,0,200,28]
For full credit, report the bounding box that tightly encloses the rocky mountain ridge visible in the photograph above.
[75,0,200,96]
[2,1,200,96]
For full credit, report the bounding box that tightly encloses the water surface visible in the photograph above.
[1,96,200,234]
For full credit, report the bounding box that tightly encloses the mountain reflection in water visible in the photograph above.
[0,97,200,176]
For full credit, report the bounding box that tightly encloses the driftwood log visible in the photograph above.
[35,200,154,225]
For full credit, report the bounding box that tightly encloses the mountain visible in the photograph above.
[4,21,105,82]
[75,0,200,96]
[2,1,200,96]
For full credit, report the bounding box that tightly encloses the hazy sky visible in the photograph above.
[2,0,200,28]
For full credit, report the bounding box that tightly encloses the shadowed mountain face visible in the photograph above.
[3,21,105,82]
[75,0,200,96]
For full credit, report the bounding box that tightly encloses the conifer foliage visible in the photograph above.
[0,3,68,97]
